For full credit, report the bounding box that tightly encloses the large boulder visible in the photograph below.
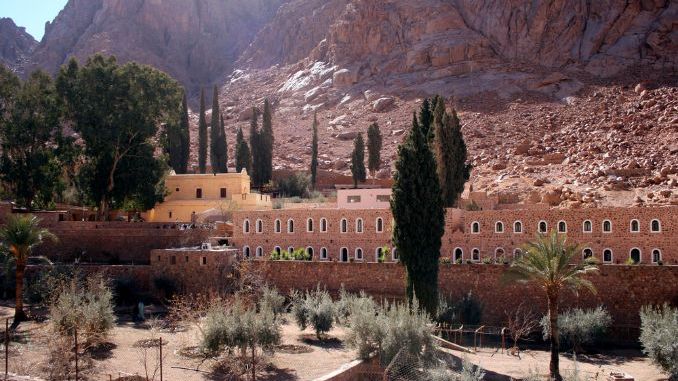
[372,97,395,113]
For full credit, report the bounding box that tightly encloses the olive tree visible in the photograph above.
[639,304,678,380]
[291,286,336,340]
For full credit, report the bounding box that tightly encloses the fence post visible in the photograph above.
[5,318,8,380]
[159,336,163,381]
[74,327,78,381]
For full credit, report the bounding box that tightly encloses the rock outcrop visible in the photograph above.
[0,18,37,73]
[28,0,286,93]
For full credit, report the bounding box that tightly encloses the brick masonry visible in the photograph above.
[150,248,237,294]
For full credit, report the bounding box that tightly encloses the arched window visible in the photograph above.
[582,248,593,259]
[652,249,661,263]
[472,248,480,262]
[603,249,613,263]
[355,248,363,261]
[340,247,349,262]
[287,219,294,233]
[630,219,640,233]
[513,221,522,233]
[495,221,504,233]
[356,218,364,233]
[539,221,548,234]
[375,247,383,262]
[256,219,263,233]
[471,221,480,234]
[558,220,567,233]
[243,219,251,234]
[392,248,399,261]
[376,218,384,233]
[243,246,250,258]
[630,248,641,263]
[307,218,314,232]
[256,246,263,258]
[513,248,522,259]
[288,246,295,255]
[495,247,505,258]
[651,219,661,233]
[340,218,348,233]
[453,248,463,263]
[274,219,281,233]
[306,247,314,260]
[274,246,281,256]
[600,220,611,233]
[320,247,328,260]
[583,220,592,233]
[320,218,328,232]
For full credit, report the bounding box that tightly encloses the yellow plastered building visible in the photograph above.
[145,171,271,222]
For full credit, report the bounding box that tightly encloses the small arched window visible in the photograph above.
[630,248,641,263]
[356,218,364,233]
[651,219,661,233]
[471,221,480,234]
[307,218,314,232]
[652,249,661,263]
[495,247,505,258]
[602,220,612,233]
[495,221,504,233]
[392,248,399,261]
[306,247,314,260]
[256,246,263,258]
[256,219,263,233]
[453,248,463,262]
[243,219,251,234]
[355,248,363,261]
[539,221,548,234]
[472,248,480,261]
[243,246,250,258]
[274,246,281,256]
[558,220,567,233]
[340,218,348,233]
[513,221,522,233]
[513,248,522,259]
[603,249,613,263]
[583,220,592,233]
[320,218,328,232]
[274,219,281,233]
[630,219,640,233]
[287,219,295,233]
[340,247,349,262]
[376,218,384,233]
[320,247,328,260]
[582,248,593,259]
[288,246,295,255]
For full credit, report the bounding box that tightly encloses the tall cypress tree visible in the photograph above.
[391,112,445,317]
[219,114,228,173]
[198,88,208,174]
[261,99,274,184]
[310,111,319,190]
[350,133,366,188]
[210,85,221,173]
[432,97,470,207]
[367,122,382,178]
[249,108,261,186]
[235,127,251,173]
[179,92,190,174]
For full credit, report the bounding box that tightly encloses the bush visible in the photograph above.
[427,357,485,381]
[259,285,285,317]
[50,274,115,345]
[291,286,336,339]
[276,172,311,198]
[639,304,678,380]
[540,306,612,353]
[344,294,382,359]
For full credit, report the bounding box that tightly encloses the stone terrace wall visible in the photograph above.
[34,222,211,264]
[150,249,238,294]
[252,261,678,329]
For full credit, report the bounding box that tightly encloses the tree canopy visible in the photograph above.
[350,133,366,188]
[367,122,382,178]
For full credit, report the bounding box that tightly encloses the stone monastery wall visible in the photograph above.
[232,206,676,265]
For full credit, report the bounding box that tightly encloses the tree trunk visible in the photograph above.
[251,345,256,381]
[13,262,27,325]
[548,293,562,381]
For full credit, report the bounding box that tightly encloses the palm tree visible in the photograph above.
[0,215,56,324]
[503,232,598,381]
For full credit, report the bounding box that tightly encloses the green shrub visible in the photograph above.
[291,286,336,339]
[260,285,285,317]
[276,172,311,198]
[344,294,382,359]
[270,250,280,260]
[540,306,612,353]
[639,304,678,379]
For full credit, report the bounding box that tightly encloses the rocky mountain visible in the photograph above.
[0,18,37,73]
[27,0,286,94]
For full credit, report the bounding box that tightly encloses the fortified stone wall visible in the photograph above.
[150,248,238,294]
[251,261,678,329]
[233,206,676,265]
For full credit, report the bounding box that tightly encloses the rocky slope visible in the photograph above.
[27,0,286,93]
[0,18,37,73]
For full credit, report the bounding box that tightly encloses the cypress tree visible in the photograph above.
[179,92,190,174]
[366,122,382,178]
[350,133,366,188]
[419,98,433,139]
[310,111,319,190]
[219,114,228,173]
[249,108,261,186]
[391,112,445,317]
[210,85,221,173]
[261,99,274,184]
[235,127,251,173]
[432,97,470,207]
[198,88,208,174]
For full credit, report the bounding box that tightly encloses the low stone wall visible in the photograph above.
[252,261,678,329]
